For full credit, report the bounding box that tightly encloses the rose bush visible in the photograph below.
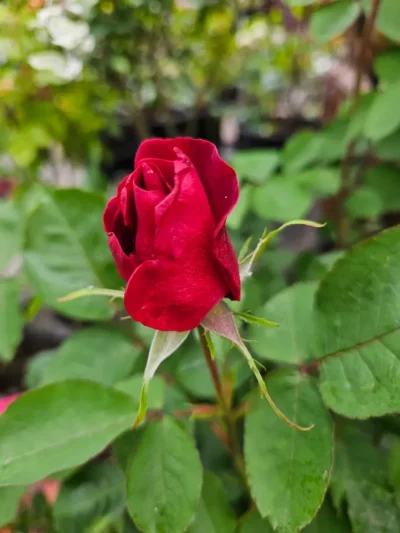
[103,137,241,331]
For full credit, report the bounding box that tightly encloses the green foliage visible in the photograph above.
[303,501,351,532]
[23,187,120,320]
[315,226,400,418]
[0,380,136,485]
[331,426,400,532]
[0,200,22,271]
[364,80,400,141]
[0,486,26,528]
[376,0,400,43]
[250,282,318,364]
[53,462,126,533]
[230,150,280,184]
[252,178,312,222]
[238,512,274,533]
[187,472,236,533]
[126,417,203,533]
[39,327,140,386]
[345,186,384,218]
[0,278,23,361]
[364,166,400,213]
[374,50,400,85]
[310,1,362,43]
[115,375,166,410]
[245,371,333,532]
[173,340,217,399]
[282,132,323,173]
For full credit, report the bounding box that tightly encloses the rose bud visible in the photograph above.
[103,137,240,331]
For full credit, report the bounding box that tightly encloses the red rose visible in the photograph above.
[103,137,240,331]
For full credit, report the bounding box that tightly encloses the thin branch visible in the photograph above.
[146,405,218,421]
[199,328,226,408]
[198,326,247,485]
[352,0,382,114]
[337,0,382,247]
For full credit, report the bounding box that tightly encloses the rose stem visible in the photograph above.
[198,326,247,485]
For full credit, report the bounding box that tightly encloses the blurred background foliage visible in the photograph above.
[1,0,400,531]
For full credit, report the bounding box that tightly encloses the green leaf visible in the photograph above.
[298,251,344,282]
[365,166,400,213]
[204,330,217,360]
[230,149,280,184]
[345,187,384,218]
[134,330,190,426]
[226,185,252,230]
[234,311,279,328]
[389,439,400,492]
[25,349,55,389]
[113,428,143,472]
[115,375,165,410]
[283,132,323,174]
[290,167,341,196]
[315,226,400,418]
[245,371,333,533]
[187,472,236,533]
[331,426,400,533]
[374,129,400,159]
[303,500,351,532]
[23,188,120,320]
[238,512,274,533]
[126,417,203,533]
[238,236,253,262]
[310,1,361,43]
[53,462,126,533]
[377,0,400,43]
[250,282,318,364]
[251,179,313,222]
[364,80,400,141]
[0,486,25,527]
[164,384,191,413]
[346,93,376,142]
[0,200,22,272]
[41,327,139,386]
[174,341,216,400]
[374,50,400,85]
[317,118,349,162]
[0,380,136,486]
[0,279,23,362]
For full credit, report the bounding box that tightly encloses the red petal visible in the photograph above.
[104,196,137,281]
[133,173,166,261]
[154,149,215,258]
[213,227,240,300]
[107,233,137,281]
[124,251,227,331]
[141,160,173,192]
[135,139,176,166]
[103,196,119,233]
[135,137,238,227]
[118,173,136,232]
